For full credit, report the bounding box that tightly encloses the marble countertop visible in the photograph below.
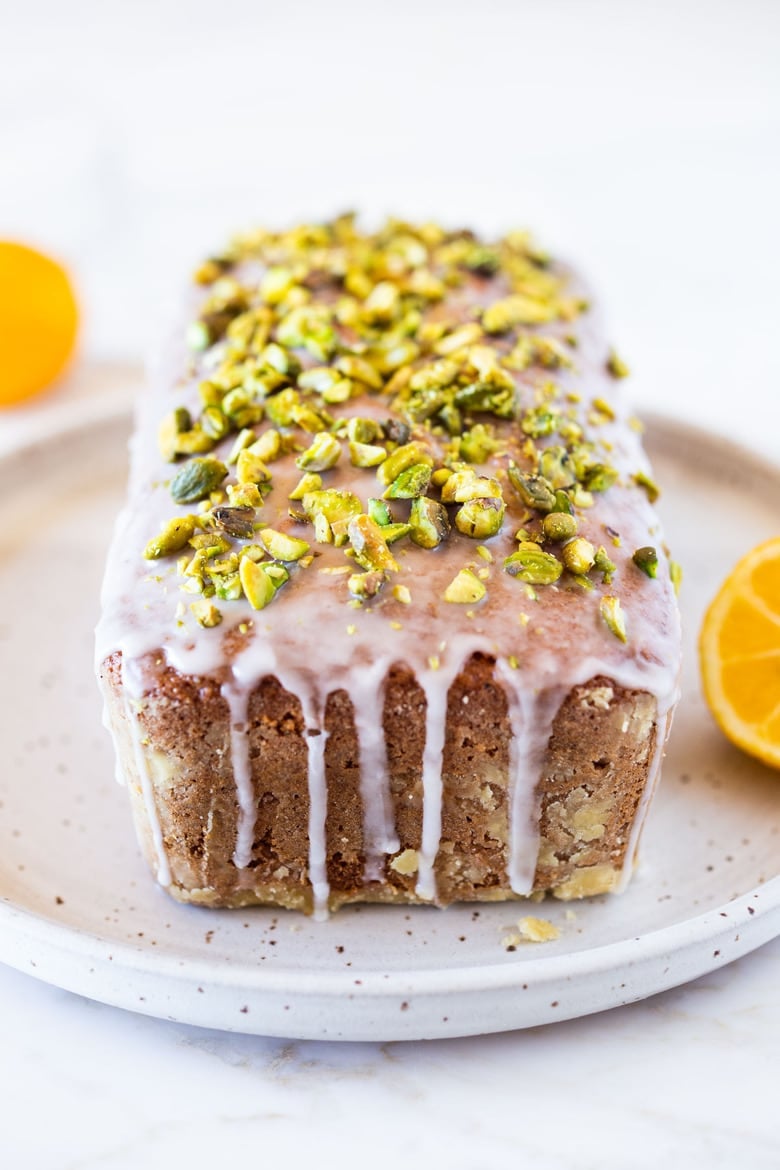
[1,1,779,1165]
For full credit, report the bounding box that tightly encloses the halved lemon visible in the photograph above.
[0,241,79,407]
[699,537,780,769]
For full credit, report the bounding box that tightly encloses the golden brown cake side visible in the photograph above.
[96,215,681,914]
[101,651,660,910]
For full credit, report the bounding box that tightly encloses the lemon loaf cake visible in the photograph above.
[96,215,682,915]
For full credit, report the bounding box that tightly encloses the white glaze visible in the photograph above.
[95,262,682,911]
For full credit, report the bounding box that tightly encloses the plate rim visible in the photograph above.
[0,403,778,1026]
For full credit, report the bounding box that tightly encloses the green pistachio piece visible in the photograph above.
[158,407,193,462]
[600,595,627,641]
[507,466,556,512]
[539,446,576,490]
[482,294,557,334]
[248,428,281,462]
[434,322,484,356]
[633,470,660,503]
[383,462,432,499]
[265,388,301,428]
[441,469,502,504]
[187,321,212,351]
[363,280,400,323]
[551,489,574,515]
[346,417,382,444]
[371,339,420,374]
[542,512,578,542]
[190,599,222,627]
[409,497,450,549]
[200,406,230,441]
[368,498,393,526]
[453,381,515,419]
[632,546,659,578]
[381,418,412,446]
[409,359,459,392]
[170,457,228,504]
[260,342,300,377]
[348,514,399,572]
[594,546,617,582]
[521,406,559,438]
[239,558,277,610]
[297,366,339,393]
[295,432,342,471]
[584,464,618,492]
[226,427,257,464]
[382,522,412,544]
[459,424,499,464]
[443,568,487,604]
[144,515,198,559]
[348,569,387,599]
[455,497,505,539]
[211,505,256,539]
[227,482,264,508]
[377,441,434,486]
[289,472,323,500]
[259,528,310,561]
[322,377,354,404]
[349,441,387,468]
[222,387,258,421]
[606,350,630,378]
[504,542,563,585]
[174,428,216,456]
[236,449,272,485]
[334,354,383,390]
[302,489,362,526]
[290,403,331,434]
[562,537,596,575]
[259,266,296,304]
[670,560,683,595]
[461,244,499,274]
[212,572,242,601]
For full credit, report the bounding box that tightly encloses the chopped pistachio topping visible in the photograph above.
[409,496,450,548]
[455,497,505,539]
[190,599,223,627]
[259,528,310,562]
[633,470,660,503]
[443,568,487,604]
[295,432,342,472]
[669,560,683,595]
[212,505,256,539]
[632,546,659,578]
[542,512,578,542]
[348,514,399,573]
[170,457,228,504]
[505,543,563,585]
[600,595,628,641]
[147,216,659,624]
[561,537,596,576]
[606,350,630,378]
[144,515,198,559]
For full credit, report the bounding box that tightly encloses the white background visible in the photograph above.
[1,1,779,1166]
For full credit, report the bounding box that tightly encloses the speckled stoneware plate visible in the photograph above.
[0,405,778,1041]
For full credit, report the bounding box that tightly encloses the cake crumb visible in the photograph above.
[516,916,560,943]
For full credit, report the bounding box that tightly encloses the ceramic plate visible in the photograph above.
[0,406,778,1041]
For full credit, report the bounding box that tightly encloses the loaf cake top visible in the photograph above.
[98,214,678,692]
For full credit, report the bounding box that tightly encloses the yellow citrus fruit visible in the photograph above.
[699,537,780,769]
[0,241,79,406]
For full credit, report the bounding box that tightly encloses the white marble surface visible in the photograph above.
[1,1,779,1165]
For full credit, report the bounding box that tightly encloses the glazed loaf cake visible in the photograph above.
[96,215,681,915]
